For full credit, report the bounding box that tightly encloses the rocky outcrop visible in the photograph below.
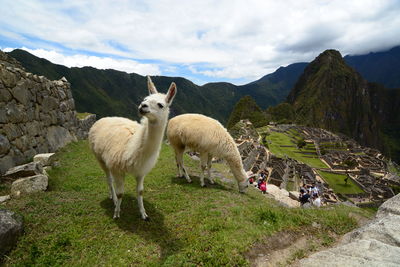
[299,193,400,266]
[0,51,96,174]
[3,162,43,179]
[10,174,48,197]
[0,209,24,257]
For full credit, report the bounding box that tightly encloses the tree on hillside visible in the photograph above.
[226,95,268,129]
[297,138,306,149]
[265,102,295,123]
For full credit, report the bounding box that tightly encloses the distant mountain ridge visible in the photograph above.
[7,49,300,124]
[344,46,400,89]
[287,49,400,162]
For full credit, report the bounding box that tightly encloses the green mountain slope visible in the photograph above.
[287,50,400,162]
[226,95,268,129]
[8,49,298,123]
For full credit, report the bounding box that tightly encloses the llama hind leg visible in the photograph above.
[176,149,192,183]
[113,173,125,219]
[107,171,118,205]
[136,175,149,220]
[207,154,214,184]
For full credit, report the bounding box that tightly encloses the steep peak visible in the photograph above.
[309,49,345,69]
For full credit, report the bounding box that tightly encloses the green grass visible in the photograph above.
[76,112,93,119]
[317,171,365,195]
[1,140,369,266]
[265,132,328,168]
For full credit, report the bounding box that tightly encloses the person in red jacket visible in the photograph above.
[260,180,267,194]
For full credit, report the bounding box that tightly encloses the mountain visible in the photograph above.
[237,62,307,108]
[7,49,299,124]
[287,49,400,162]
[344,46,400,89]
[226,95,268,129]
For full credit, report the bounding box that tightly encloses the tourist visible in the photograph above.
[311,184,319,196]
[312,193,321,207]
[260,180,267,194]
[257,177,263,188]
[299,189,310,205]
[249,176,254,185]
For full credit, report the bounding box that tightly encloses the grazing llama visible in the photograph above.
[88,76,177,220]
[167,113,248,193]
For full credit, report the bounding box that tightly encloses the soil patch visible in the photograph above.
[245,227,338,267]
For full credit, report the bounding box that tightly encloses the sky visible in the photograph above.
[1,0,400,85]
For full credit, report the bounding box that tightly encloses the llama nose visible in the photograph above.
[139,104,149,114]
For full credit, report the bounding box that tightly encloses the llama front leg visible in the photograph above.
[207,154,214,184]
[136,175,149,221]
[199,153,208,187]
[175,149,192,183]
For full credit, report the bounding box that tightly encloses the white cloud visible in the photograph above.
[1,0,400,82]
[11,47,161,75]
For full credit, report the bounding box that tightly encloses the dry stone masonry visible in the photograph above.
[0,50,95,174]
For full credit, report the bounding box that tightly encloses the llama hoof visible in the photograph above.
[187,179,192,183]
[201,184,206,187]
[113,210,120,219]
[143,216,150,221]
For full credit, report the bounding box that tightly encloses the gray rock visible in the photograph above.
[377,193,400,218]
[11,82,31,105]
[3,123,23,140]
[0,67,17,87]
[33,153,55,166]
[0,195,10,203]
[300,239,400,267]
[46,126,76,151]
[5,101,25,123]
[0,209,24,257]
[12,135,30,152]
[0,155,14,174]
[11,174,48,197]
[0,134,10,155]
[4,162,43,179]
[0,88,12,102]
[0,107,7,123]
[299,193,400,266]
[341,215,400,246]
[42,96,59,112]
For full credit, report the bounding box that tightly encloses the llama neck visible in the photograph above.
[226,149,246,183]
[140,117,167,155]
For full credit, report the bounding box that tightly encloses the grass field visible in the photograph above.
[1,141,370,266]
[265,131,328,169]
[317,171,365,195]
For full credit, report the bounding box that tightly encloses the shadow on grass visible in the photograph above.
[170,174,232,192]
[100,195,183,264]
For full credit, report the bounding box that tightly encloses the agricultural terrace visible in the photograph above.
[262,128,328,169]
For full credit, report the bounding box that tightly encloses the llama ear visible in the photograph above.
[165,82,177,104]
[147,76,158,94]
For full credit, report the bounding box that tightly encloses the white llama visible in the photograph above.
[88,76,177,220]
[167,113,248,193]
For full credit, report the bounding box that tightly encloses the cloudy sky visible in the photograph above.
[1,0,400,85]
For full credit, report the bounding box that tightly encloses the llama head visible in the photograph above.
[238,169,249,193]
[138,76,177,123]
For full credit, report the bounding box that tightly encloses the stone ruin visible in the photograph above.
[0,50,96,174]
[233,120,270,175]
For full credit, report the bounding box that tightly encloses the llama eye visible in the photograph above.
[157,103,164,108]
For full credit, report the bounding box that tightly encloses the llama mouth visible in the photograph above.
[139,108,149,115]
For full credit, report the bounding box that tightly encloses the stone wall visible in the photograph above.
[0,51,95,174]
